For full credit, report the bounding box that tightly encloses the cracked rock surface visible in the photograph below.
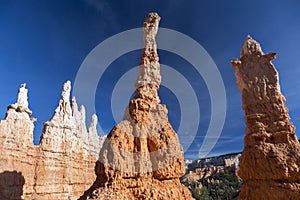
[231,36,300,200]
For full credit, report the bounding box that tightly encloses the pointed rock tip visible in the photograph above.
[61,80,71,102]
[64,80,71,87]
[246,35,252,40]
[240,35,264,58]
[134,12,161,89]
[92,114,98,121]
[144,12,161,27]
[89,114,98,128]
[80,105,85,114]
[7,82,32,116]
[17,82,29,108]
[71,96,78,106]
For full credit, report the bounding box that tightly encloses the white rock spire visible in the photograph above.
[134,12,161,89]
[6,83,32,119]
[45,80,73,127]
[16,83,29,109]
[61,80,71,103]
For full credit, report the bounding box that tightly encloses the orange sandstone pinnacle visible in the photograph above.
[80,13,193,200]
[231,36,300,200]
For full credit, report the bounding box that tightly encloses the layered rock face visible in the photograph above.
[231,36,300,199]
[0,82,105,199]
[81,13,193,200]
[181,153,242,200]
[0,84,37,199]
[186,153,241,170]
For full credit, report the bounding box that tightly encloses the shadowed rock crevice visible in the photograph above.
[0,171,25,200]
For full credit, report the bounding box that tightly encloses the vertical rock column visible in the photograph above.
[36,81,103,200]
[130,12,184,180]
[82,13,193,200]
[231,36,300,199]
[0,84,36,199]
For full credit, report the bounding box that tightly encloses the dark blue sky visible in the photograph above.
[1,1,300,159]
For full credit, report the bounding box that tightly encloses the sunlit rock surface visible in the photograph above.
[231,36,300,200]
[80,13,193,200]
[0,82,105,200]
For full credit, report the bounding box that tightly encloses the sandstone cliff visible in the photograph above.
[181,153,242,200]
[186,152,241,170]
[231,36,300,199]
[80,13,193,200]
[0,82,105,200]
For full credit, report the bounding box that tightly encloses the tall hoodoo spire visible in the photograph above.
[135,12,161,89]
[231,36,300,199]
[44,80,73,127]
[80,13,193,200]
[128,13,163,126]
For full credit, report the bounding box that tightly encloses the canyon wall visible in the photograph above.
[186,152,241,170]
[181,152,242,200]
[231,36,300,199]
[0,82,105,200]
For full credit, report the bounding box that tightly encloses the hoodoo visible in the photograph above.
[0,82,105,199]
[231,36,300,199]
[80,13,193,200]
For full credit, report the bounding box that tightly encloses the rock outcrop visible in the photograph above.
[0,83,37,199]
[80,13,193,200]
[181,153,242,200]
[231,36,300,199]
[186,152,241,170]
[0,82,105,199]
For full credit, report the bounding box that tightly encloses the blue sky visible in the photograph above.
[0,1,300,160]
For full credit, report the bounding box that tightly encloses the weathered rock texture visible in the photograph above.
[231,36,300,199]
[0,82,105,200]
[182,153,242,200]
[186,152,241,170]
[80,13,193,200]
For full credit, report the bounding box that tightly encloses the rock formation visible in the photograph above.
[231,36,300,199]
[0,83,37,199]
[181,153,242,200]
[0,82,105,199]
[80,13,193,200]
[186,152,241,170]
[6,83,33,119]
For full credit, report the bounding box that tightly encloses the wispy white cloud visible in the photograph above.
[84,0,120,31]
